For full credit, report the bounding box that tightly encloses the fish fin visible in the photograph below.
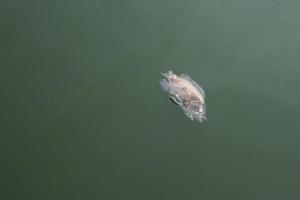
[161,70,174,78]
[169,96,180,105]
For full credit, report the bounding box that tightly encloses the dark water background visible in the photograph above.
[2,0,300,199]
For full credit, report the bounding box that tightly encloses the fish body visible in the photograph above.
[160,71,206,122]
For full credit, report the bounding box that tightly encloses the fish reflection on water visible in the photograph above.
[160,71,207,123]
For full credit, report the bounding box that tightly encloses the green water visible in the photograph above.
[2,0,300,199]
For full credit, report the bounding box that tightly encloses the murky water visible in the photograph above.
[2,0,300,199]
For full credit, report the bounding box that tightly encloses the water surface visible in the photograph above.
[2,0,300,199]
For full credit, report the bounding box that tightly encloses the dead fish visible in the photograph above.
[160,71,207,122]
